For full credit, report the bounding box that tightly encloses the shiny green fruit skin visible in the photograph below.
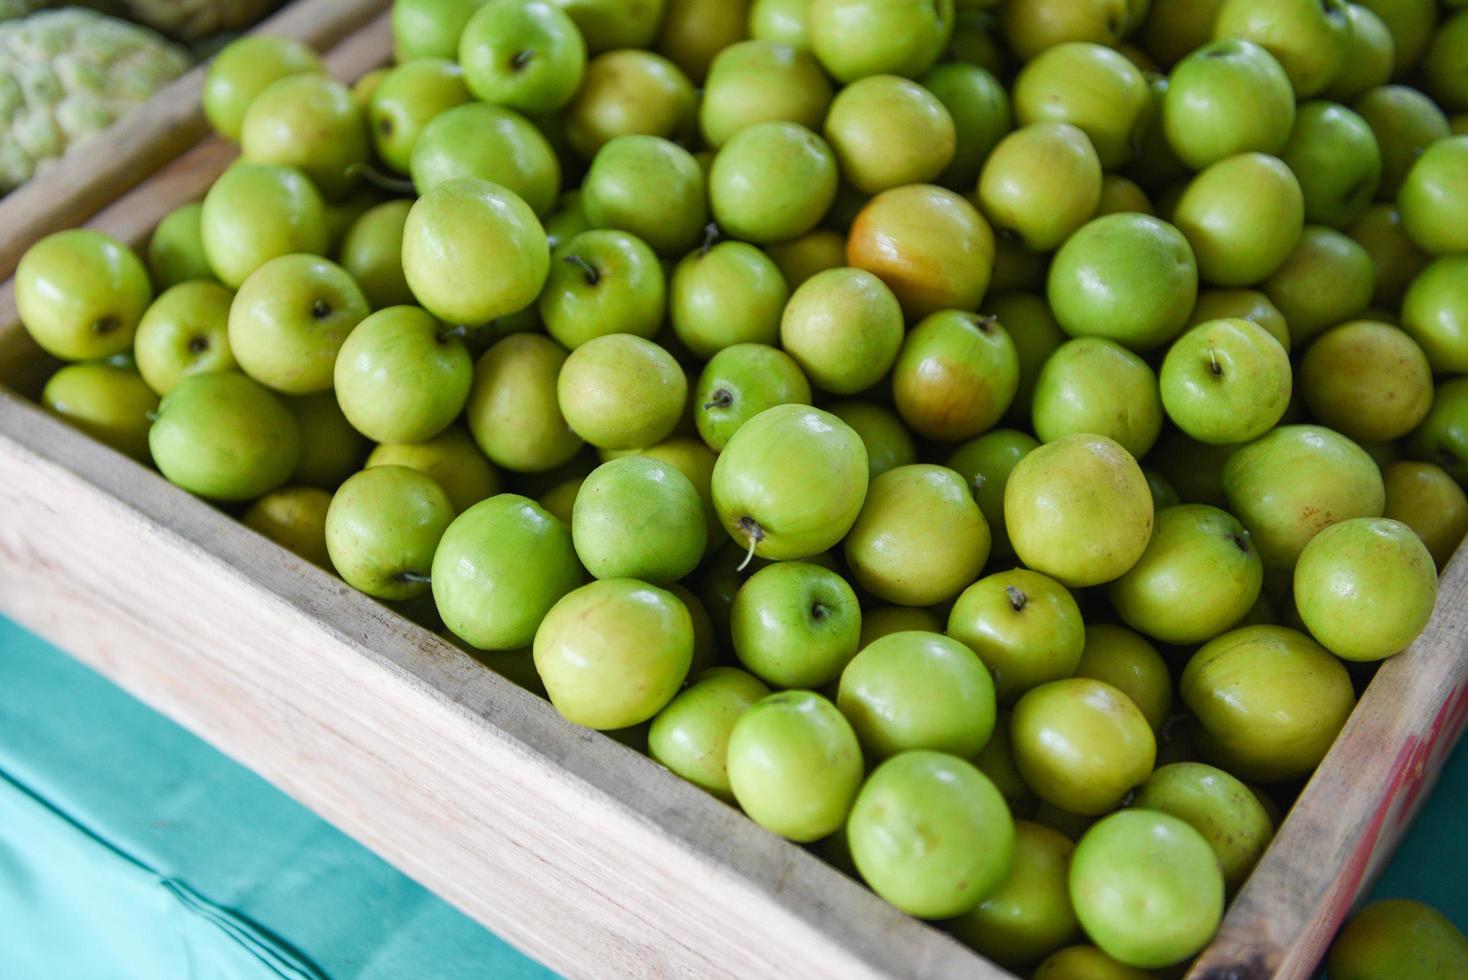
[572,456,706,583]
[432,493,582,650]
[1173,152,1303,286]
[339,200,414,312]
[1181,625,1356,781]
[1012,678,1156,816]
[201,163,328,289]
[132,281,235,397]
[727,690,864,842]
[1322,4,1394,102]
[148,202,215,291]
[367,59,470,175]
[17,229,151,362]
[695,343,811,453]
[948,568,1085,706]
[699,39,832,148]
[828,402,918,482]
[1110,504,1263,645]
[1160,317,1292,445]
[1222,424,1385,571]
[392,0,490,60]
[952,821,1080,970]
[1013,42,1150,169]
[749,0,812,48]
[459,0,586,113]
[999,0,1128,62]
[848,751,1014,919]
[286,392,368,490]
[1262,224,1375,348]
[243,486,332,568]
[1328,899,1468,980]
[240,74,368,201]
[762,228,846,290]
[368,426,500,515]
[780,267,901,395]
[1005,433,1154,588]
[1132,761,1273,890]
[1070,810,1224,968]
[410,102,561,216]
[672,242,788,359]
[808,0,956,83]
[403,177,549,327]
[712,404,869,561]
[946,428,1038,559]
[1355,84,1450,197]
[550,0,664,52]
[1426,11,1468,111]
[1403,255,1468,375]
[535,578,693,730]
[1383,460,1468,569]
[334,306,471,444]
[922,61,1011,190]
[1399,136,1468,256]
[1294,517,1437,661]
[542,230,666,348]
[466,333,583,473]
[564,50,696,158]
[558,333,687,450]
[1280,101,1381,228]
[42,362,157,462]
[984,292,1066,422]
[1408,377,1468,484]
[227,254,368,395]
[844,464,991,606]
[837,630,996,760]
[1074,625,1171,732]
[648,667,770,800]
[730,560,861,688]
[1355,0,1436,74]
[1187,288,1291,352]
[979,122,1101,253]
[1300,320,1433,443]
[1048,214,1198,353]
[824,74,956,195]
[1163,40,1296,170]
[892,310,1019,442]
[709,121,839,244]
[203,35,322,141]
[1032,337,1163,459]
[582,135,707,255]
[1032,945,1154,980]
[1213,0,1352,97]
[149,372,300,502]
[325,466,454,600]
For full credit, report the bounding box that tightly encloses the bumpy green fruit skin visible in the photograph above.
[1280,102,1381,228]
[466,334,583,473]
[1110,505,1263,645]
[227,254,368,396]
[1132,762,1273,890]
[410,102,562,216]
[952,820,1080,970]
[838,630,996,760]
[730,560,860,688]
[433,494,582,650]
[847,751,1014,919]
[203,34,322,141]
[17,229,152,362]
[1004,433,1154,588]
[892,310,1019,442]
[1293,517,1438,662]
[709,122,839,244]
[201,163,328,290]
[1328,899,1468,980]
[979,122,1101,252]
[807,0,956,83]
[402,177,550,327]
[572,456,706,583]
[1069,810,1224,969]
[1012,678,1156,816]
[672,242,788,359]
[1383,461,1468,569]
[1032,338,1163,460]
[948,568,1085,706]
[648,667,770,800]
[149,372,300,502]
[534,578,693,730]
[334,306,471,445]
[458,0,586,114]
[583,135,707,255]
[1012,42,1150,170]
[244,487,332,568]
[1212,0,1352,97]
[368,426,500,515]
[1181,625,1356,781]
[780,268,902,395]
[726,690,864,842]
[1163,40,1296,170]
[712,404,869,561]
[557,333,687,450]
[1402,255,1468,375]
[148,202,215,291]
[325,466,454,600]
[1160,318,1292,445]
[945,429,1039,559]
[1173,153,1303,286]
[1400,137,1468,256]
[240,74,368,201]
[42,362,158,462]
[1047,214,1198,352]
[1222,425,1385,571]
[844,464,991,606]
[1074,625,1172,732]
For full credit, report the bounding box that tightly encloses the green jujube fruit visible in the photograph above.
[648,667,771,800]
[149,372,300,502]
[572,456,707,583]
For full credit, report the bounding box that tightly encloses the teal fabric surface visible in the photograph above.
[0,619,558,980]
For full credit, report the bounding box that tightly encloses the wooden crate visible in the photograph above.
[1,15,1466,980]
[0,0,391,283]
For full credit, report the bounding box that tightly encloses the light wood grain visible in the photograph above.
[0,0,390,281]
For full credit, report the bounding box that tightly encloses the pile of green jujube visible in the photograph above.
[15,0,1468,973]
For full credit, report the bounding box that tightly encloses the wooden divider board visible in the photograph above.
[1,11,1466,980]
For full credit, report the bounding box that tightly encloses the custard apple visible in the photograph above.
[103,1,284,42]
[0,9,191,192]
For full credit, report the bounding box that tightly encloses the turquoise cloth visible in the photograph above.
[1,615,1464,977]
[0,619,557,980]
